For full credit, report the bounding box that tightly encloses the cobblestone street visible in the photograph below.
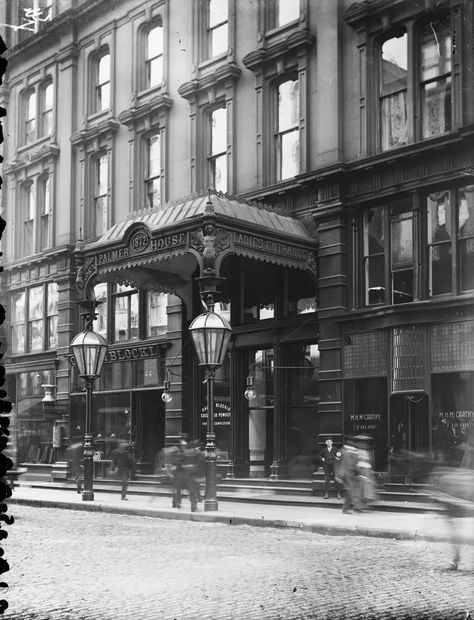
[3,504,474,620]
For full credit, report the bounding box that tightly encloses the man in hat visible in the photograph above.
[111,442,135,501]
[317,437,342,499]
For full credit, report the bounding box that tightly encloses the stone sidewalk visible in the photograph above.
[6,484,474,544]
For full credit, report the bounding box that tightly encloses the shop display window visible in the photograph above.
[147,291,167,336]
[431,372,474,448]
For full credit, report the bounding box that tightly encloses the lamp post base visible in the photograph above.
[82,491,94,501]
[204,499,218,511]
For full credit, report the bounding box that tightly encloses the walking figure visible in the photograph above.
[111,442,135,501]
[66,441,83,494]
[318,438,342,499]
[166,436,200,512]
[338,439,361,513]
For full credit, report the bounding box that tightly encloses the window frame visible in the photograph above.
[145,133,162,210]
[40,80,54,137]
[90,49,111,115]
[92,152,109,239]
[112,285,140,343]
[39,173,52,250]
[207,105,227,193]
[24,89,37,144]
[273,76,300,182]
[144,23,164,91]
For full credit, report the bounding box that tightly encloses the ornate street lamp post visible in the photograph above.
[70,304,108,501]
[189,296,232,511]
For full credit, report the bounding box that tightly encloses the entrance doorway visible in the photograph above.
[132,390,165,474]
[390,393,429,455]
[247,349,274,477]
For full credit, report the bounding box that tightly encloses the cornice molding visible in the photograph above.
[242,30,315,72]
[4,142,60,174]
[118,94,173,127]
[70,117,120,146]
[344,0,456,29]
[178,63,242,101]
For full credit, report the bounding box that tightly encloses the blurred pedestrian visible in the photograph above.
[111,442,135,501]
[433,418,455,464]
[338,438,361,513]
[318,438,342,499]
[167,435,200,512]
[353,435,378,510]
[66,441,83,494]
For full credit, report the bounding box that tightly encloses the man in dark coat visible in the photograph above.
[66,441,83,494]
[317,438,342,499]
[111,442,135,501]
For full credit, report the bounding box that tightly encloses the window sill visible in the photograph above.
[86,109,111,124]
[264,19,300,39]
[136,84,163,100]
[198,52,231,72]
[17,135,54,154]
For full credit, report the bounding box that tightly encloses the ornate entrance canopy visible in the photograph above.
[75,193,318,299]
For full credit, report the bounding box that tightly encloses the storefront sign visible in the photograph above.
[96,232,187,267]
[43,402,68,417]
[105,344,161,363]
[233,233,309,261]
[349,412,382,434]
[201,402,231,427]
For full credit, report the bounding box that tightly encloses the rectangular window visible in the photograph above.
[42,82,53,136]
[275,79,299,181]
[113,285,139,342]
[24,183,35,255]
[94,155,108,237]
[380,33,408,151]
[364,208,386,305]
[25,91,36,143]
[11,292,26,354]
[146,26,163,89]
[277,0,299,27]
[420,19,451,139]
[147,291,167,336]
[427,191,452,295]
[28,286,44,352]
[391,210,413,304]
[207,0,228,58]
[46,282,58,349]
[458,186,474,292]
[146,135,161,209]
[96,54,110,112]
[40,176,51,250]
[208,108,227,193]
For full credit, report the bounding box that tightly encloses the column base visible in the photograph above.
[269,459,289,480]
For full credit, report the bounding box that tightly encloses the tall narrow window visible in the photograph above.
[46,282,58,349]
[277,0,299,27]
[380,33,408,151]
[207,0,228,58]
[25,91,36,143]
[28,286,44,352]
[96,53,110,112]
[94,155,108,237]
[364,208,386,305]
[24,182,35,254]
[40,175,51,250]
[208,107,227,193]
[146,134,161,209]
[147,291,168,336]
[427,191,452,295]
[276,79,299,181]
[11,292,26,354]
[113,285,139,342]
[391,210,413,304]
[421,19,452,139]
[146,26,163,89]
[458,186,474,292]
[41,82,53,136]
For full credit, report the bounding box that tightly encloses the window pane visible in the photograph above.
[148,135,160,176]
[114,297,129,341]
[42,110,53,135]
[211,24,228,56]
[28,286,43,320]
[211,154,227,193]
[47,282,58,316]
[211,108,226,155]
[278,80,299,131]
[29,319,44,351]
[12,325,25,354]
[42,177,50,215]
[458,187,474,291]
[148,56,163,87]
[95,197,107,237]
[99,83,110,111]
[98,156,108,194]
[27,92,36,120]
[428,192,451,243]
[147,26,163,59]
[381,92,407,150]
[26,118,36,143]
[280,129,299,179]
[147,179,161,208]
[147,291,167,336]
[381,34,407,92]
[209,0,227,27]
[25,220,34,253]
[94,283,108,338]
[26,184,35,220]
[277,0,299,26]
[367,256,386,304]
[43,83,53,109]
[391,213,413,270]
[421,21,451,82]
[48,315,58,349]
[366,208,385,254]
[422,77,451,139]
[98,54,110,84]
[130,293,139,339]
[11,292,25,323]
